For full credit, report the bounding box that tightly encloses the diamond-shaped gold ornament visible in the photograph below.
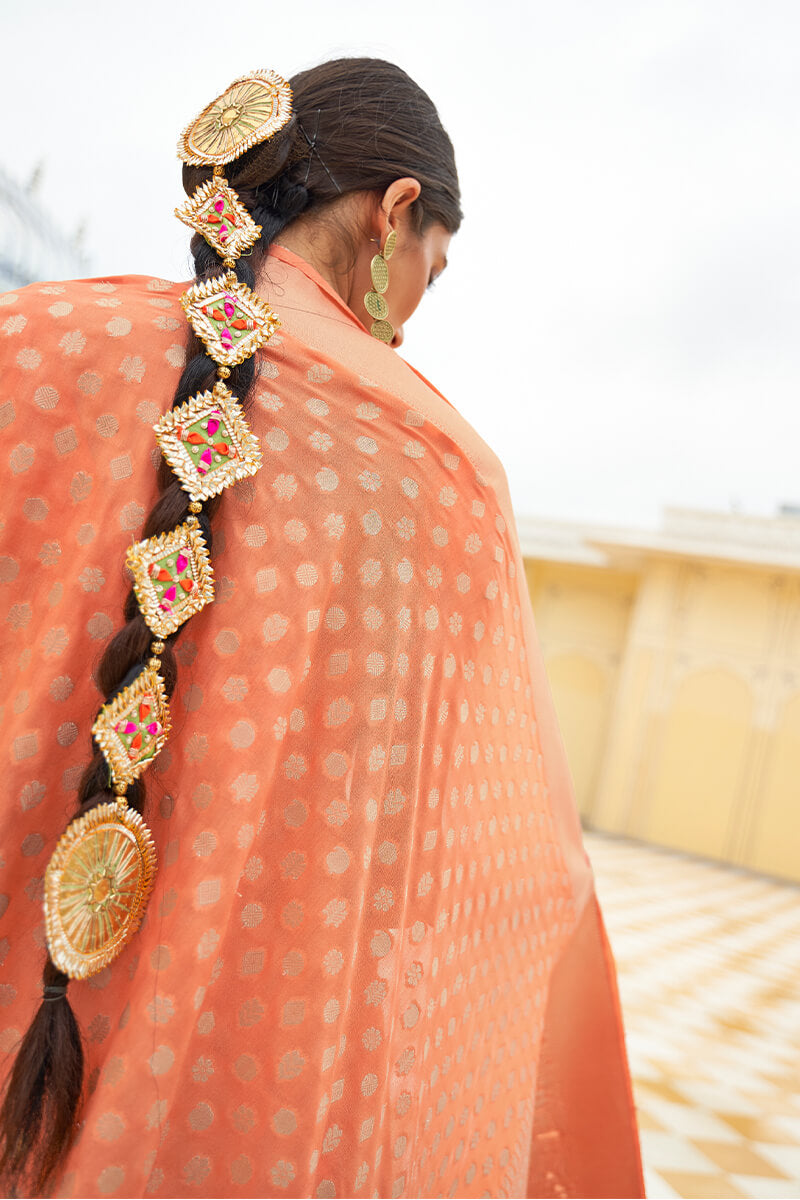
[154,381,262,502]
[45,802,157,979]
[91,664,171,788]
[127,517,214,638]
[181,275,279,367]
[176,177,262,259]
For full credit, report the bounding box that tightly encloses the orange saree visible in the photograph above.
[0,248,643,1198]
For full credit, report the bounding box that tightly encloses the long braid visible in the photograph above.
[0,213,286,1199]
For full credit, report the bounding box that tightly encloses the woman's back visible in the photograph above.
[1,57,643,1199]
[1,252,641,1197]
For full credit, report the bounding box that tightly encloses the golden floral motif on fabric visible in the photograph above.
[44,802,157,979]
[154,381,262,502]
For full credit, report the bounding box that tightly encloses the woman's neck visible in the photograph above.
[262,192,376,314]
[273,227,348,301]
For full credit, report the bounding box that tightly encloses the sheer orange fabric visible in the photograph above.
[0,249,643,1198]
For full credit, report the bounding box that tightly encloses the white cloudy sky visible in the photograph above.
[4,0,799,528]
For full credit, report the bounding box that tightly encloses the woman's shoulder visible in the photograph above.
[0,274,188,413]
[1,273,184,313]
[0,274,186,347]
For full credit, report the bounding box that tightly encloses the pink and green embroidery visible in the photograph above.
[175,178,262,260]
[200,293,259,354]
[113,695,164,766]
[154,383,263,503]
[174,406,239,481]
[126,517,214,639]
[180,276,279,369]
[202,191,240,247]
[91,665,171,787]
[147,544,197,616]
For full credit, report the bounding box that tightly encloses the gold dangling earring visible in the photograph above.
[365,228,397,343]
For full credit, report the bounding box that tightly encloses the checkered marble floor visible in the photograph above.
[585,832,800,1200]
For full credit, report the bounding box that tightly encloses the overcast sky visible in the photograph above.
[4,0,799,529]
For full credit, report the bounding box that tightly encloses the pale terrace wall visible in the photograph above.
[519,509,800,884]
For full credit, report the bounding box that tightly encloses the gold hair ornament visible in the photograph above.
[43,69,289,979]
[90,664,171,789]
[177,69,293,166]
[181,275,279,367]
[126,516,215,639]
[175,176,262,259]
[44,803,158,980]
[154,381,263,502]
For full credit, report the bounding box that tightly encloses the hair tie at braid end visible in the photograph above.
[42,984,68,1002]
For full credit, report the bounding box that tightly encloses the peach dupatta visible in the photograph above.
[0,249,643,1198]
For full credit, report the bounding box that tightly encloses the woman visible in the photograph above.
[0,59,643,1198]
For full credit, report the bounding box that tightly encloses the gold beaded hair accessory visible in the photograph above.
[44,69,290,980]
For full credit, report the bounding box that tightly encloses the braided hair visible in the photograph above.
[0,56,461,1196]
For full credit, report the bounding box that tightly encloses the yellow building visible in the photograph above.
[521,508,800,884]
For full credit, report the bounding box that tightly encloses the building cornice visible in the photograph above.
[517,507,800,573]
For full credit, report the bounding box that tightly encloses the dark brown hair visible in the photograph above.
[0,56,461,1195]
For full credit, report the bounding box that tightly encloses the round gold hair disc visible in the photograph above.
[364,291,389,321]
[371,319,394,344]
[178,69,293,168]
[44,802,158,979]
[370,254,389,294]
[383,229,397,260]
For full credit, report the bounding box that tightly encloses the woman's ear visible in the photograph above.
[380,177,423,228]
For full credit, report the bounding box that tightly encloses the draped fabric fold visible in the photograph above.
[0,251,643,1198]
